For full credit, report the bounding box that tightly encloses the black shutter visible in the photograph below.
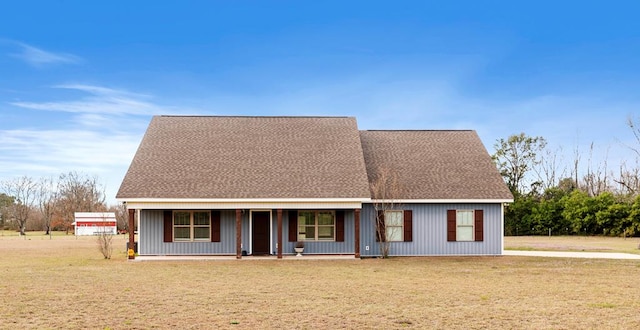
[335,210,345,242]
[475,210,484,242]
[163,210,173,243]
[288,210,298,242]
[447,210,456,242]
[403,210,412,242]
[211,210,221,242]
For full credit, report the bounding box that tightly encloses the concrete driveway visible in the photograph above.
[504,250,640,260]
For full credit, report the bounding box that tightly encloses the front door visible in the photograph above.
[252,211,271,255]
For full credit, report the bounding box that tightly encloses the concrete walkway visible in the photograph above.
[503,250,640,260]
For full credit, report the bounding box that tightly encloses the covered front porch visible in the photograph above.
[125,200,364,259]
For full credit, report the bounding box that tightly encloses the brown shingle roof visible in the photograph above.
[359,130,513,200]
[116,116,372,199]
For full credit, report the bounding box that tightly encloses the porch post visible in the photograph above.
[277,209,283,259]
[128,208,135,260]
[354,209,361,258]
[236,209,242,259]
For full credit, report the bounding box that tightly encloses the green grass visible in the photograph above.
[0,235,639,329]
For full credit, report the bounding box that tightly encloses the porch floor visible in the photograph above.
[132,254,358,261]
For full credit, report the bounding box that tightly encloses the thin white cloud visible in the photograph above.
[10,41,82,67]
[10,84,162,116]
[1,84,199,203]
[0,128,143,203]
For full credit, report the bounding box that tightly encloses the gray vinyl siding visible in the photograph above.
[139,209,356,255]
[139,210,244,255]
[280,211,356,255]
[139,205,501,256]
[360,203,503,256]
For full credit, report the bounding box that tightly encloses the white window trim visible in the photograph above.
[173,210,211,242]
[384,210,404,242]
[298,210,336,242]
[456,210,475,242]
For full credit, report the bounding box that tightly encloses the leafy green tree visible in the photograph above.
[0,193,16,230]
[562,190,592,235]
[531,187,570,235]
[596,201,631,236]
[493,133,547,195]
[591,193,617,235]
[625,195,640,236]
[504,192,538,236]
[562,191,616,235]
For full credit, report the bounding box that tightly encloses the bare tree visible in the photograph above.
[615,116,640,196]
[1,176,38,235]
[583,143,610,196]
[572,141,581,191]
[370,167,403,258]
[533,146,567,192]
[110,203,129,234]
[55,172,107,234]
[626,116,640,158]
[37,177,58,237]
[96,213,114,259]
[614,160,640,196]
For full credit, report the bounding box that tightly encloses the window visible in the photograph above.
[456,210,474,241]
[376,210,413,242]
[173,211,210,241]
[298,210,335,241]
[447,209,483,242]
[384,210,403,241]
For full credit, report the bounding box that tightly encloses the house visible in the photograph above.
[116,116,512,259]
[73,212,117,236]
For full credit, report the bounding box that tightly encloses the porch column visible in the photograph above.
[236,209,242,259]
[354,209,361,258]
[277,209,283,259]
[128,208,135,260]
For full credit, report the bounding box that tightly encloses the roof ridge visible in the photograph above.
[158,115,354,119]
[360,129,474,132]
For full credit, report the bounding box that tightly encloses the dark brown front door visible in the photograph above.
[252,211,270,255]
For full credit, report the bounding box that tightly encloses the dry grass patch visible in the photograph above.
[505,235,640,254]
[0,234,639,329]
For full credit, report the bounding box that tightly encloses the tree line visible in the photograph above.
[493,117,640,236]
[0,171,127,235]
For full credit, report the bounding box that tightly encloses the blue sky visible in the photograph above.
[1,1,640,203]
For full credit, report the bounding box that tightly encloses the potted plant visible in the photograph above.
[294,241,304,256]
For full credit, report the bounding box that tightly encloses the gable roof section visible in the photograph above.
[116,116,371,200]
[359,130,513,201]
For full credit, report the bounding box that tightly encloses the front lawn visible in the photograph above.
[0,234,639,329]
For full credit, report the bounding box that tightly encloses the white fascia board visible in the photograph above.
[369,199,514,204]
[117,197,371,203]
[118,198,370,210]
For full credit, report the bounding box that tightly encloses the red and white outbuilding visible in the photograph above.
[73,212,117,235]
